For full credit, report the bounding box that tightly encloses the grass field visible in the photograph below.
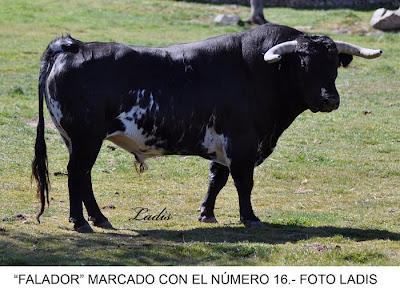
[0,0,399,265]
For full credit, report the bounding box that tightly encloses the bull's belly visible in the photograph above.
[105,89,231,167]
[106,130,231,168]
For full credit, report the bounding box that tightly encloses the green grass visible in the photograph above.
[0,0,399,265]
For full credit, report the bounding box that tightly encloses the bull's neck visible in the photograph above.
[254,85,307,141]
[278,96,306,131]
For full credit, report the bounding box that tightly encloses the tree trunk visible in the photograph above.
[249,0,267,24]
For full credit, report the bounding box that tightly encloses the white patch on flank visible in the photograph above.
[148,92,159,112]
[202,126,231,167]
[106,89,162,166]
[45,53,72,154]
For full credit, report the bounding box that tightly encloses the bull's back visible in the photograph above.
[44,35,250,166]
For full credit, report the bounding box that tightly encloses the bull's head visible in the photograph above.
[263,36,382,113]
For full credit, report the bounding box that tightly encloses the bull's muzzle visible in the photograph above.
[321,95,340,112]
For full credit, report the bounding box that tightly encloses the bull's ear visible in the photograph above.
[338,53,353,68]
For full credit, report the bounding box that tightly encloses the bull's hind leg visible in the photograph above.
[199,161,229,223]
[67,135,110,232]
[83,174,113,230]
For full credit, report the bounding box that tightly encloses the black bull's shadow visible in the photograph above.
[2,223,399,265]
[135,222,400,244]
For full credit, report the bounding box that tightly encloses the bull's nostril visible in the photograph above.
[323,97,330,104]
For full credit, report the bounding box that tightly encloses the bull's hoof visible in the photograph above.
[242,220,263,228]
[74,221,94,233]
[88,216,114,230]
[199,215,218,223]
[93,219,114,230]
[240,216,262,228]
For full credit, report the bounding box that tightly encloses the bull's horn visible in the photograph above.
[264,40,298,63]
[335,41,383,59]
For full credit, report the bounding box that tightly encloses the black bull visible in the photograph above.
[32,24,382,232]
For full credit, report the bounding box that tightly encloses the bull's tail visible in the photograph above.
[32,61,50,223]
[32,35,80,223]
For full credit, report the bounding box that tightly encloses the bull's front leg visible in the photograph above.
[199,161,230,223]
[230,157,262,228]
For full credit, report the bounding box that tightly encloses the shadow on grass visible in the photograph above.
[1,223,399,265]
[138,222,400,244]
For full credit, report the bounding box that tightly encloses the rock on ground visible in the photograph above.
[214,14,241,26]
[370,7,400,31]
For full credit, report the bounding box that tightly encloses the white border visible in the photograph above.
[1,266,398,294]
